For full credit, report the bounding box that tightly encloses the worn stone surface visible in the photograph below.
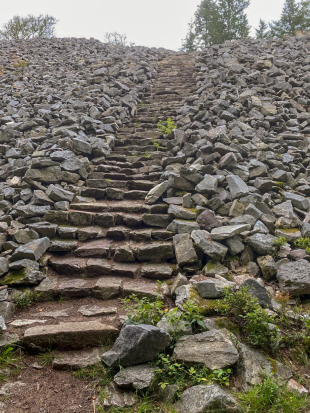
[113,364,157,390]
[173,384,239,413]
[173,328,239,369]
[277,259,310,296]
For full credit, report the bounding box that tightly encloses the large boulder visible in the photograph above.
[101,324,170,367]
[277,259,310,296]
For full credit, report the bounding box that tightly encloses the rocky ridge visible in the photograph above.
[0,35,310,412]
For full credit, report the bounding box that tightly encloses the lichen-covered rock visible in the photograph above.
[277,259,310,296]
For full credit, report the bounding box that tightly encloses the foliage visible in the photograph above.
[215,287,281,351]
[255,19,270,39]
[13,290,36,310]
[0,14,57,40]
[153,139,167,151]
[105,396,177,413]
[37,348,54,367]
[273,236,288,248]
[294,237,310,254]
[0,346,21,383]
[236,375,309,413]
[182,0,251,50]
[13,60,29,70]
[154,354,232,398]
[104,32,135,47]
[157,117,176,136]
[122,294,165,325]
[269,0,310,38]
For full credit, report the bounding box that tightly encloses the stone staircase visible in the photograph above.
[9,54,197,351]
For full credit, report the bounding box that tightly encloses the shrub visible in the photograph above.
[122,294,165,325]
[215,287,281,351]
[0,15,57,40]
[273,236,288,248]
[13,290,36,310]
[236,375,309,413]
[157,118,176,136]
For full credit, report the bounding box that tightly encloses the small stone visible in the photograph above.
[114,364,157,390]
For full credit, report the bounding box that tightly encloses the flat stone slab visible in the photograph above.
[210,224,250,240]
[52,347,105,370]
[173,328,239,370]
[78,305,117,317]
[22,321,118,349]
[10,319,47,327]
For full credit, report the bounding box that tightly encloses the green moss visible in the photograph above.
[0,269,26,286]
[278,228,300,234]
[214,317,240,335]
[274,181,284,188]
[267,357,278,374]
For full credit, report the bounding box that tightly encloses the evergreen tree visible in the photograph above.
[216,0,251,43]
[269,0,310,37]
[255,19,270,39]
[181,0,251,51]
[181,21,197,51]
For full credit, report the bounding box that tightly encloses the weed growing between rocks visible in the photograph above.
[72,364,114,388]
[12,290,37,310]
[157,117,176,136]
[236,375,309,413]
[122,294,165,325]
[154,354,232,397]
[0,346,22,383]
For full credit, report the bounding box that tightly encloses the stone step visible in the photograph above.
[80,188,148,200]
[22,320,118,350]
[48,256,175,277]
[73,238,173,260]
[70,200,158,213]
[34,274,167,302]
[85,179,156,191]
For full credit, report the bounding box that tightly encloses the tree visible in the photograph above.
[181,20,198,51]
[0,15,57,40]
[104,32,135,47]
[181,0,251,51]
[255,19,270,39]
[269,0,310,37]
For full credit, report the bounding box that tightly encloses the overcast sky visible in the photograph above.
[2,0,285,50]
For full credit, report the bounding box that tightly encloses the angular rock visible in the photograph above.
[11,237,50,262]
[191,230,228,261]
[101,324,170,367]
[113,364,157,390]
[277,259,310,296]
[173,234,198,266]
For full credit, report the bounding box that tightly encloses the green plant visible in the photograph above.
[236,375,309,413]
[72,364,113,388]
[0,346,22,383]
[294,238,310,255]
[122,294,165,325]
[13,290,36,310]
[13,60,29,69]
[273,236,288,248]
[154,354,232,398]
[157,118,176,136]
[153,139,167,151]
[215,287,281,352]
[37,348,54,367]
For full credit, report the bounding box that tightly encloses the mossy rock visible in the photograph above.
[0,268,44,287]
[213,317,240,335]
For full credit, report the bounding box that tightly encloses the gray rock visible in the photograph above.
[226,175,249,199]
[194,278,235,299]
[173,329,239,370]
[173,384,239,413]
[238,343,293,390]
[211,224,250,240]
[226,235,245,255]
[247,233,277,255]
[46,185,74,202]
[0,302,15,321]
[173,234,198,266]
[277,259,310,296]
[168,204,196,220]
[195,175,218,195]
[191,230,228,261]
[170,273,188,295]
[101,382,137,409]
[101,324,170,367]
[157,309,192,336]
[113,364,157,390]
[240,278,272,308]
[257,255,277,281]
[11,237,50,262]
[196,209,221,231]
[145,181,169,204]
[0,258,9,276]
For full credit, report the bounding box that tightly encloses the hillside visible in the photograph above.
[0,35,310,412]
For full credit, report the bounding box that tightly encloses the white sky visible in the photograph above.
[2,0,286,50]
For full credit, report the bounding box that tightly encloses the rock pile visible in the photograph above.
[153,35,310,298]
